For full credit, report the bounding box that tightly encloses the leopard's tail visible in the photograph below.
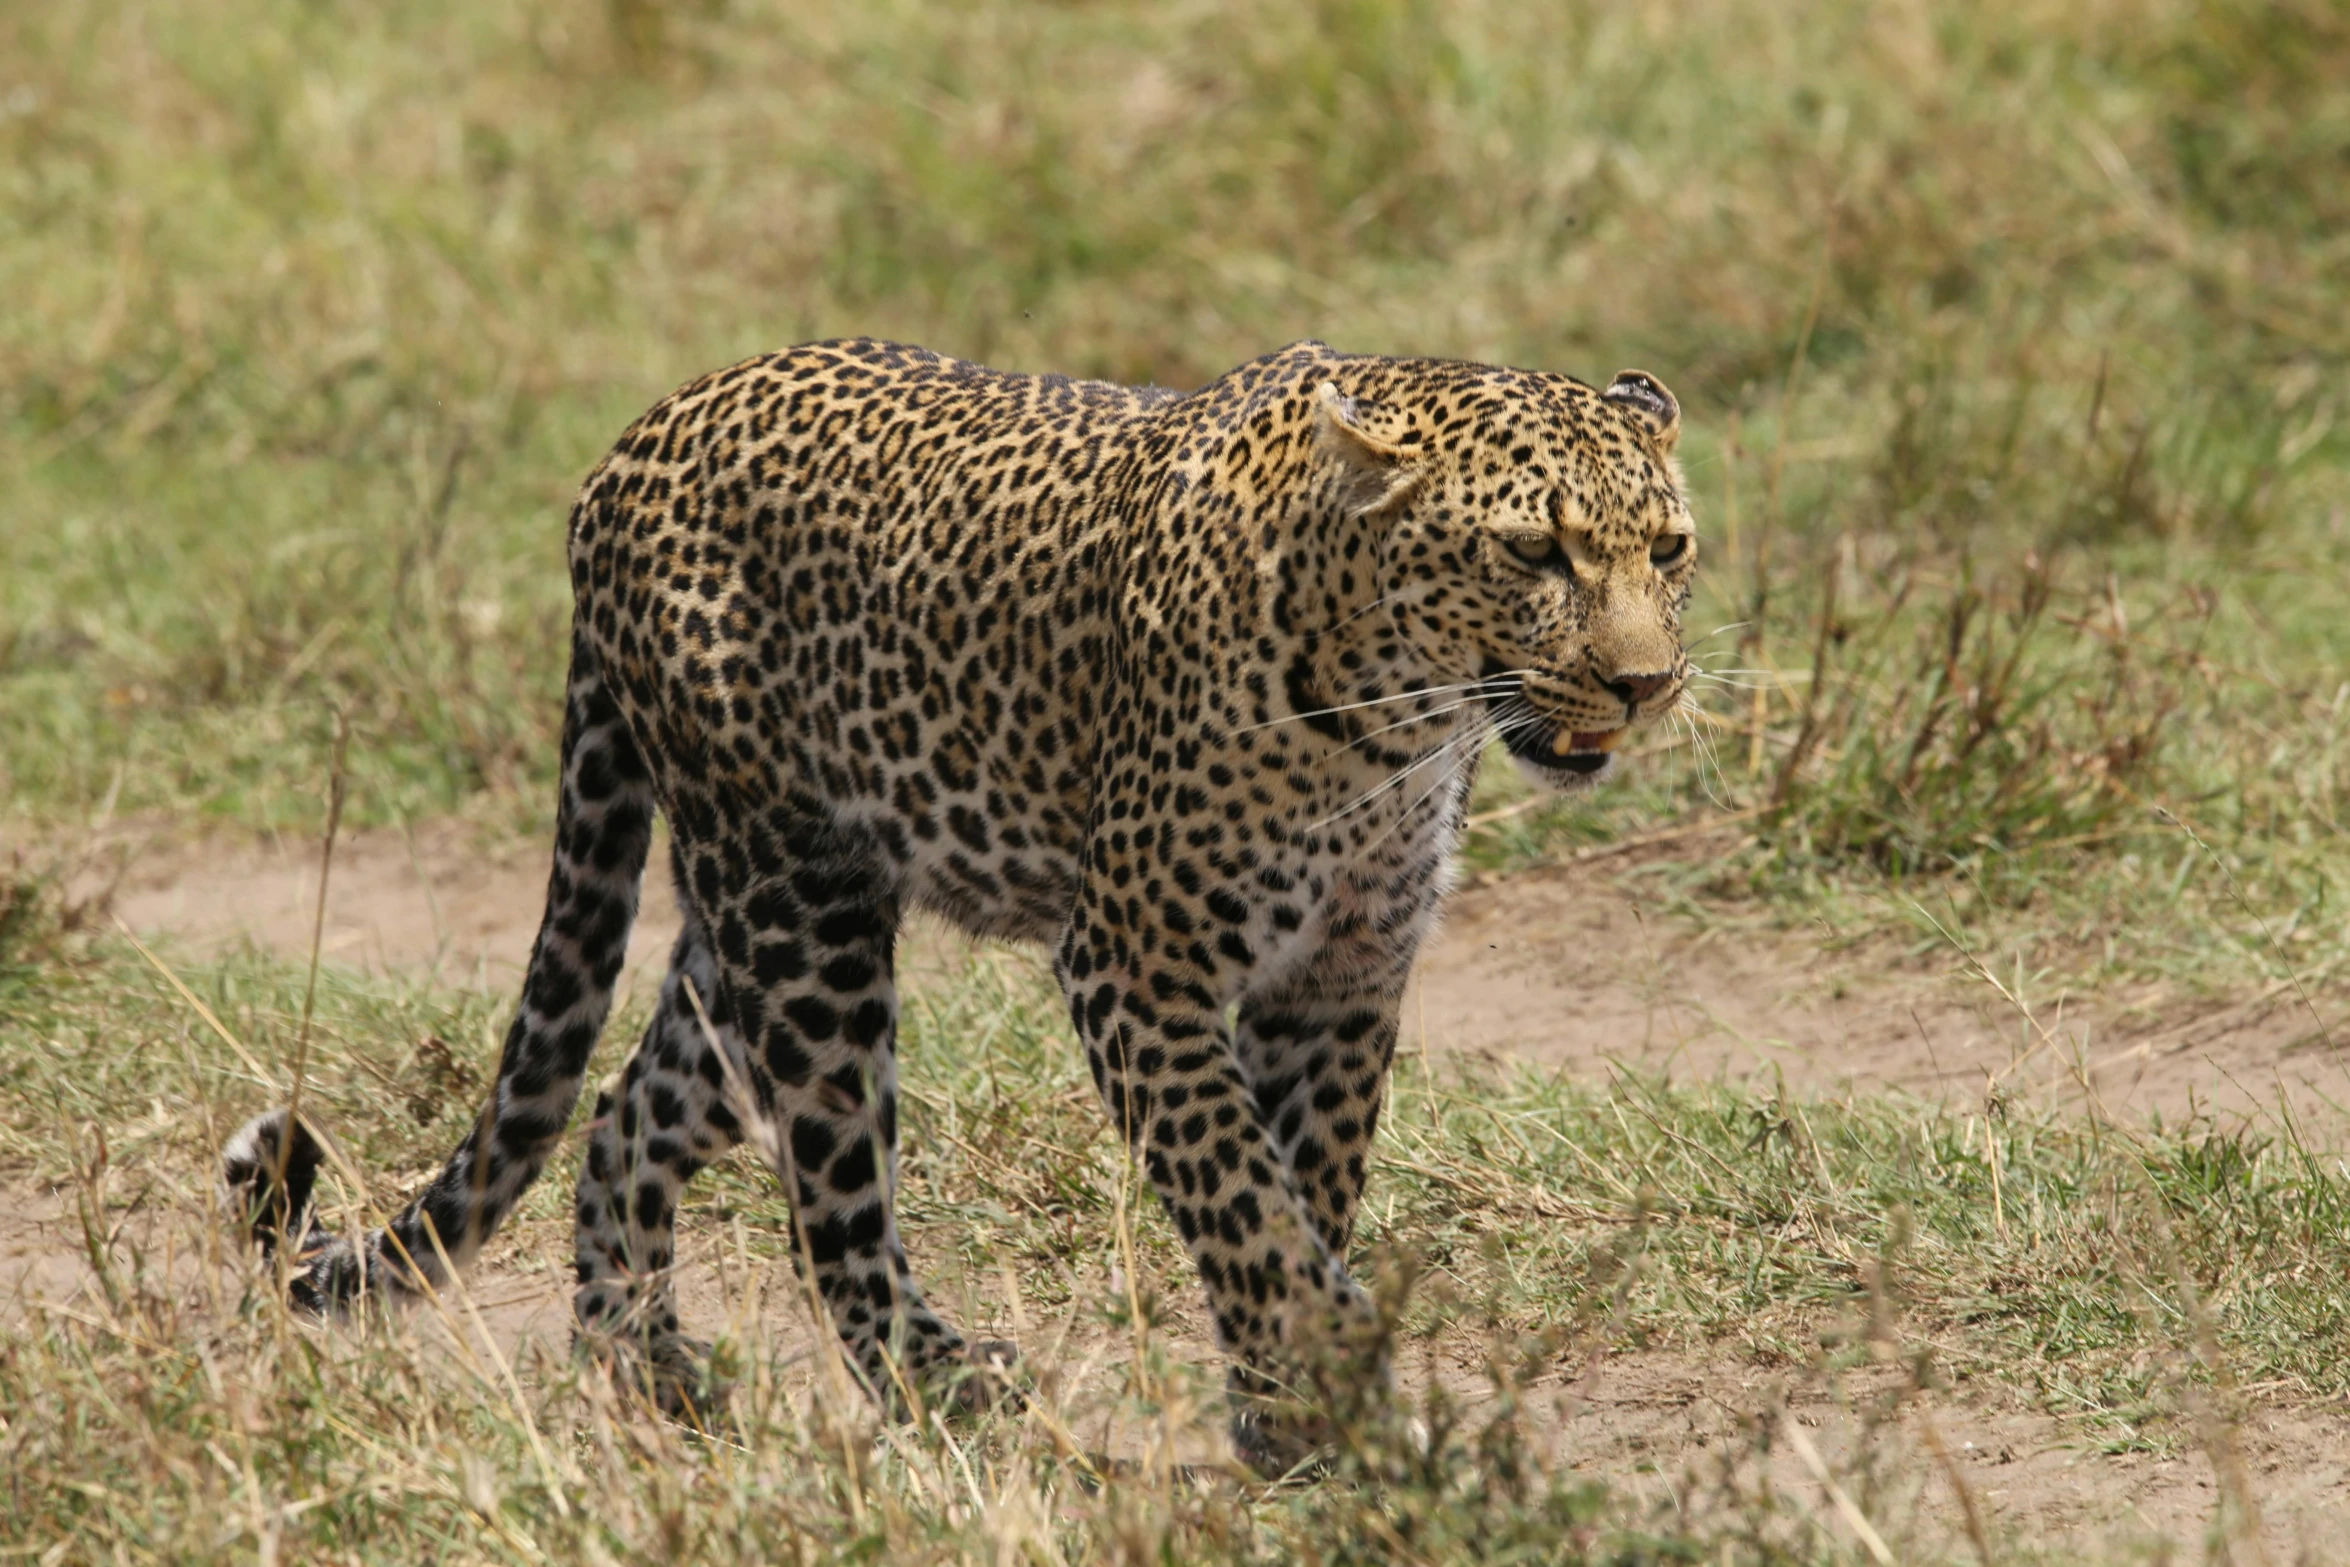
[221,630,654,1308]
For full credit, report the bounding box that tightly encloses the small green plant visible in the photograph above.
[1754,551,2195,900]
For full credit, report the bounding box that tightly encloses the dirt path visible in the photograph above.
[61,816,2350,1131]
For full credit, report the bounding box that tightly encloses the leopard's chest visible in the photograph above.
[1264,766,1471,986]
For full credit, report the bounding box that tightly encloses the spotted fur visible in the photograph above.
[223,337,1697,1464]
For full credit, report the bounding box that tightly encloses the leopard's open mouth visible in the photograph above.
[1499,720,1624,778]
[1481,664,1628,779]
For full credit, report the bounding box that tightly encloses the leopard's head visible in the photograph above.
[1319,366,1697,789]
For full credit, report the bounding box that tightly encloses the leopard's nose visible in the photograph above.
[1602,670,1673,711]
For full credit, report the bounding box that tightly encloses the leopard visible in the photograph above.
[222,335,1696,1470]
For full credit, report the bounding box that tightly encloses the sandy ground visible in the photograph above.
[9,816,2350,1557]
[65,814,2350,1128]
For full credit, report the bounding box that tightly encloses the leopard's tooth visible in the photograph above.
[1553,727,1628,755]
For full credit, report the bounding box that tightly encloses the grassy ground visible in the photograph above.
[4,0,2347,1559]
[7,908,2349,1562]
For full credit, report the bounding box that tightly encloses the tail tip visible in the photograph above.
[220,1109,326,1254]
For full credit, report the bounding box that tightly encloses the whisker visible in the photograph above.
[1306,731,1475,833]
[1671,692,1738,805]
[1492,702,1552,737]
[1395,707,1501,845]
[1362,731,1484,858]
[1486,696,1535,729]
[1329,697,1487,758]
[1236,661,1557,739]
[1671,707,1730,807]
[1233,681,1492,736]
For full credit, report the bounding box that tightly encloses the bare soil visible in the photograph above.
[11,817,2350,1557]
[60,815,2350,1129]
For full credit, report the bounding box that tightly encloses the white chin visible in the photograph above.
[1510,750,1616,793]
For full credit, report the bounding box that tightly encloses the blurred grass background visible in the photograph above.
[2,0,2345,965]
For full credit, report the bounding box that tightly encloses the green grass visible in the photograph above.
[6,906,2343,1561]
[4,0,2347,1559]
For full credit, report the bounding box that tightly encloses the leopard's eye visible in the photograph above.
[1504,533,1562,569]
[1650,532,1693,568]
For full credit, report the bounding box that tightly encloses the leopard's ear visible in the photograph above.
[1315,381,1422,515]
[1602,370,1681,454]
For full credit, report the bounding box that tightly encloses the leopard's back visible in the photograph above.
[565,337,1178,939]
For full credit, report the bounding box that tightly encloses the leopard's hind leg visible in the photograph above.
[661,795,1016,1412]
[571,844,748,1417]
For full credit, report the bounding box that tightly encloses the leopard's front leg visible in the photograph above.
[1232,946,1415,1267]
[1056,896,1391,1472]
